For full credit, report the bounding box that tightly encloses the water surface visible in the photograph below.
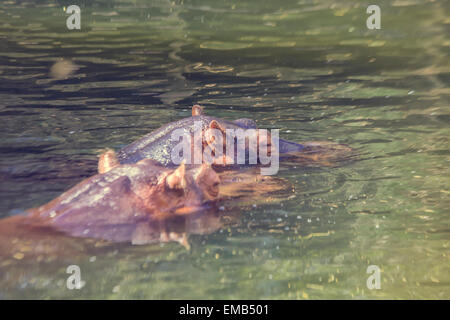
[0,0,448,299]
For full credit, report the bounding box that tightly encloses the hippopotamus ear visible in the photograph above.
[166,161,186,190]
[208,120,226,134]
[192,104,204,116]
[233,118,257,129]
[98,149,119,174]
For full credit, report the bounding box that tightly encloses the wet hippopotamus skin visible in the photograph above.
[0,162,290,259]
[111,105,306,168]
[8,160,220,245]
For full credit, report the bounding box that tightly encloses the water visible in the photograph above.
[0,0,448,299]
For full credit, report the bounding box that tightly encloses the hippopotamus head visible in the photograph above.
[29,156,221,244]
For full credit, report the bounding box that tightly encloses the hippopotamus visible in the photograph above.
[99,105,303,170]
[0,152,291,252]
[1,159,221,246]
[0,105,350,253]
[99,105,353,172]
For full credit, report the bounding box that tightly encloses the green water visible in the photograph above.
[0,0,448,299]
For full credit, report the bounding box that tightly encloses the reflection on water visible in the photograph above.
[0,0,448,299]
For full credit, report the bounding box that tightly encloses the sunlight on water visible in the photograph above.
[0,0,448,299]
